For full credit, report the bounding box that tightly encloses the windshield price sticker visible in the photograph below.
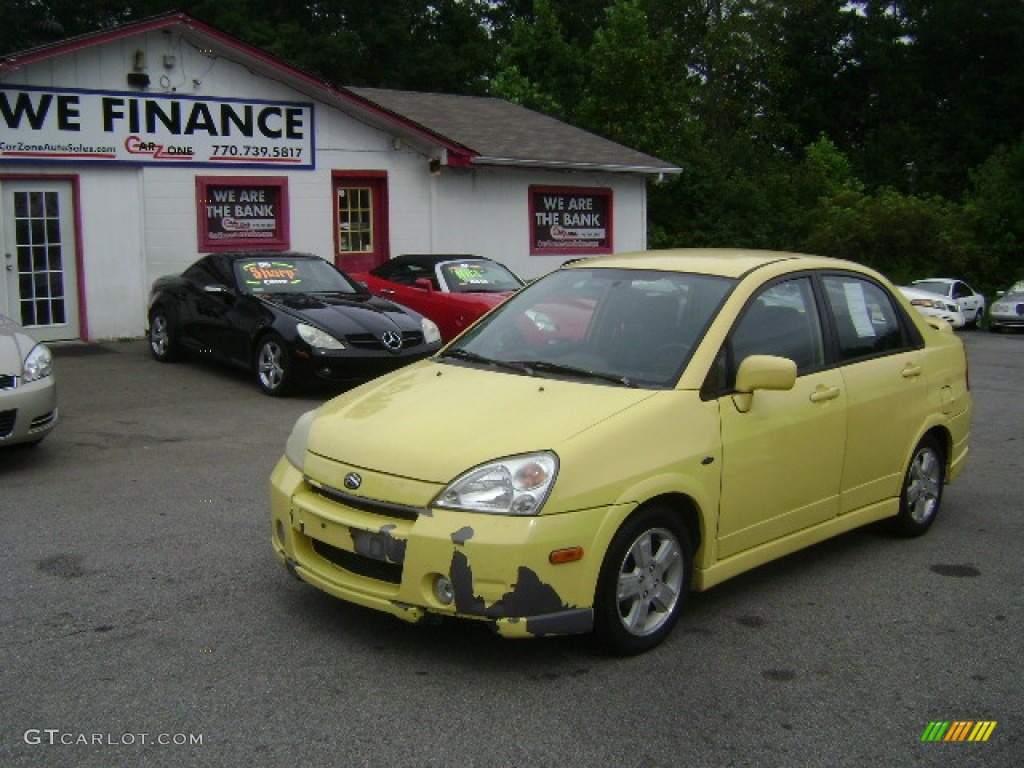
[241,262,301,288]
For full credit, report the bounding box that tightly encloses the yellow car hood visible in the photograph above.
[307,359,659,482]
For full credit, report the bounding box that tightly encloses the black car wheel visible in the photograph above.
[255,333,294,396]
[593,505,691,655]
[891,435,945,537]
[148,307,180,362]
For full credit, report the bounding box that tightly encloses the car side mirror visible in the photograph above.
[732,354,797,413]
[414,278,435,293]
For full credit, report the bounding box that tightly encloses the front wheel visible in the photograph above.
[593,506,692,655]
[254,333,294,396]
[891,435,945,537]
[148,308,180,362]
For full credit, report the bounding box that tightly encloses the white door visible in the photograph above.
[0,180,80,341]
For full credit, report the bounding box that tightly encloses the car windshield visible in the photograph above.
[439,260,524,293]
[442,267,734,388]
[912,280,951,296]
[1006,280,1024,294]
[234,258,361,295]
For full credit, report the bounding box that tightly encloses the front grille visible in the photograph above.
[345,331,426,350]
[0,374,16,390]
[312,538,403,584]
[308,481,421,521]
[0,409,15,438]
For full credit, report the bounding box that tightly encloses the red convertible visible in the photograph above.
[352,254,525,341]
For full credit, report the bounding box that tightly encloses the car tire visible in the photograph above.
[891,435,945,537]
[254,333,294,396]
[148,307,180,362]
[593,505,692,655]
[972,309,983,328]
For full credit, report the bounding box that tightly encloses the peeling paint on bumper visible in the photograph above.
[270,456,628,637]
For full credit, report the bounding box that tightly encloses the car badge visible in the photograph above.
[381,331,402,351]
[344,473,362,490]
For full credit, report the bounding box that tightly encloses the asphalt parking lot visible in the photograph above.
[1,331,1021,767]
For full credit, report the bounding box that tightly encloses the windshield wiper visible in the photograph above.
[440,348,531,375]
[509,360,636,388]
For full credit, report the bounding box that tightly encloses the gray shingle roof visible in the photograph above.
[347,87,680,175]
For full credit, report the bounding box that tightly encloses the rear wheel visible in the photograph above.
[891,435,945,537]
[594,505,691,655]
[148,308,180,362]
[254,333,294,396]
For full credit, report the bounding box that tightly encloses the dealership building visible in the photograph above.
[0,12,679,342]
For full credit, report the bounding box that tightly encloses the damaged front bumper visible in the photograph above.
[270,456,629,638]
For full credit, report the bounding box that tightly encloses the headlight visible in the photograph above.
[421,317,441,344]
[910,299,945,310]
[297,323,345,350]
[433,452,559,516]
[284,408,318,471]
[23,344,53,383]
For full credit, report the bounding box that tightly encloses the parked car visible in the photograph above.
[989,279,1024,332]
[0,313,58,447]
[898,286,966,328]
[147,252,443,396]
[910,278,987,327]
[271,249,972,654]
[351,254,525,341]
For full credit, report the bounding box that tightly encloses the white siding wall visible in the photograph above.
[2,30,652,339]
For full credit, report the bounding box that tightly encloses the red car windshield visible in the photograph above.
[439,260,524,293]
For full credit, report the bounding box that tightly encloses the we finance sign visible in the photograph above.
[0,86,315,168]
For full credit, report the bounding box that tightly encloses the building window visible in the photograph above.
[336,186,374,254]
[529,186,613,256]
[195,176,290,251]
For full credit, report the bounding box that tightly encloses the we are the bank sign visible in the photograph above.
[0,85,314,169]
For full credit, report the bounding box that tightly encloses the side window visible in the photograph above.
[727,277,824,384]
[822,275,907,361]
[184,261,223,287]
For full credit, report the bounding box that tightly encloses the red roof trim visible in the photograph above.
[0,12,477,164]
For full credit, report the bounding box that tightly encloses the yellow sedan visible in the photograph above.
[270,249,971,655]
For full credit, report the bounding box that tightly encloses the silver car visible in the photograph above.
[0,313,58,447]
[989,280,1024,332]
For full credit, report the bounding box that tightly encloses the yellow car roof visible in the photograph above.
[570,248,845,280]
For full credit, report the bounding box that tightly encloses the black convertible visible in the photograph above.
[147,252,443,395]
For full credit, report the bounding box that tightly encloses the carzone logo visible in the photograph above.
[921,721,997,742]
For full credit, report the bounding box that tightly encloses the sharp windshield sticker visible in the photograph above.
[241,261,301,289]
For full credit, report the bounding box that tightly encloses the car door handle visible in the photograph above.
[809,385,841,403]
[379,288,395,295]
[902,363,923,378]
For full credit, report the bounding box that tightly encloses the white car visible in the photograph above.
[910,278,987,327]
[0,313,58,447]
[898,286,966,328]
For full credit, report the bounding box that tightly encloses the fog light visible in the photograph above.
[433,575,454,605]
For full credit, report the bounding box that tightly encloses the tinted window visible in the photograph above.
[375,261,434,286]
[727,277,824,385]
[184,260,224,287]
[823,275,907,361]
